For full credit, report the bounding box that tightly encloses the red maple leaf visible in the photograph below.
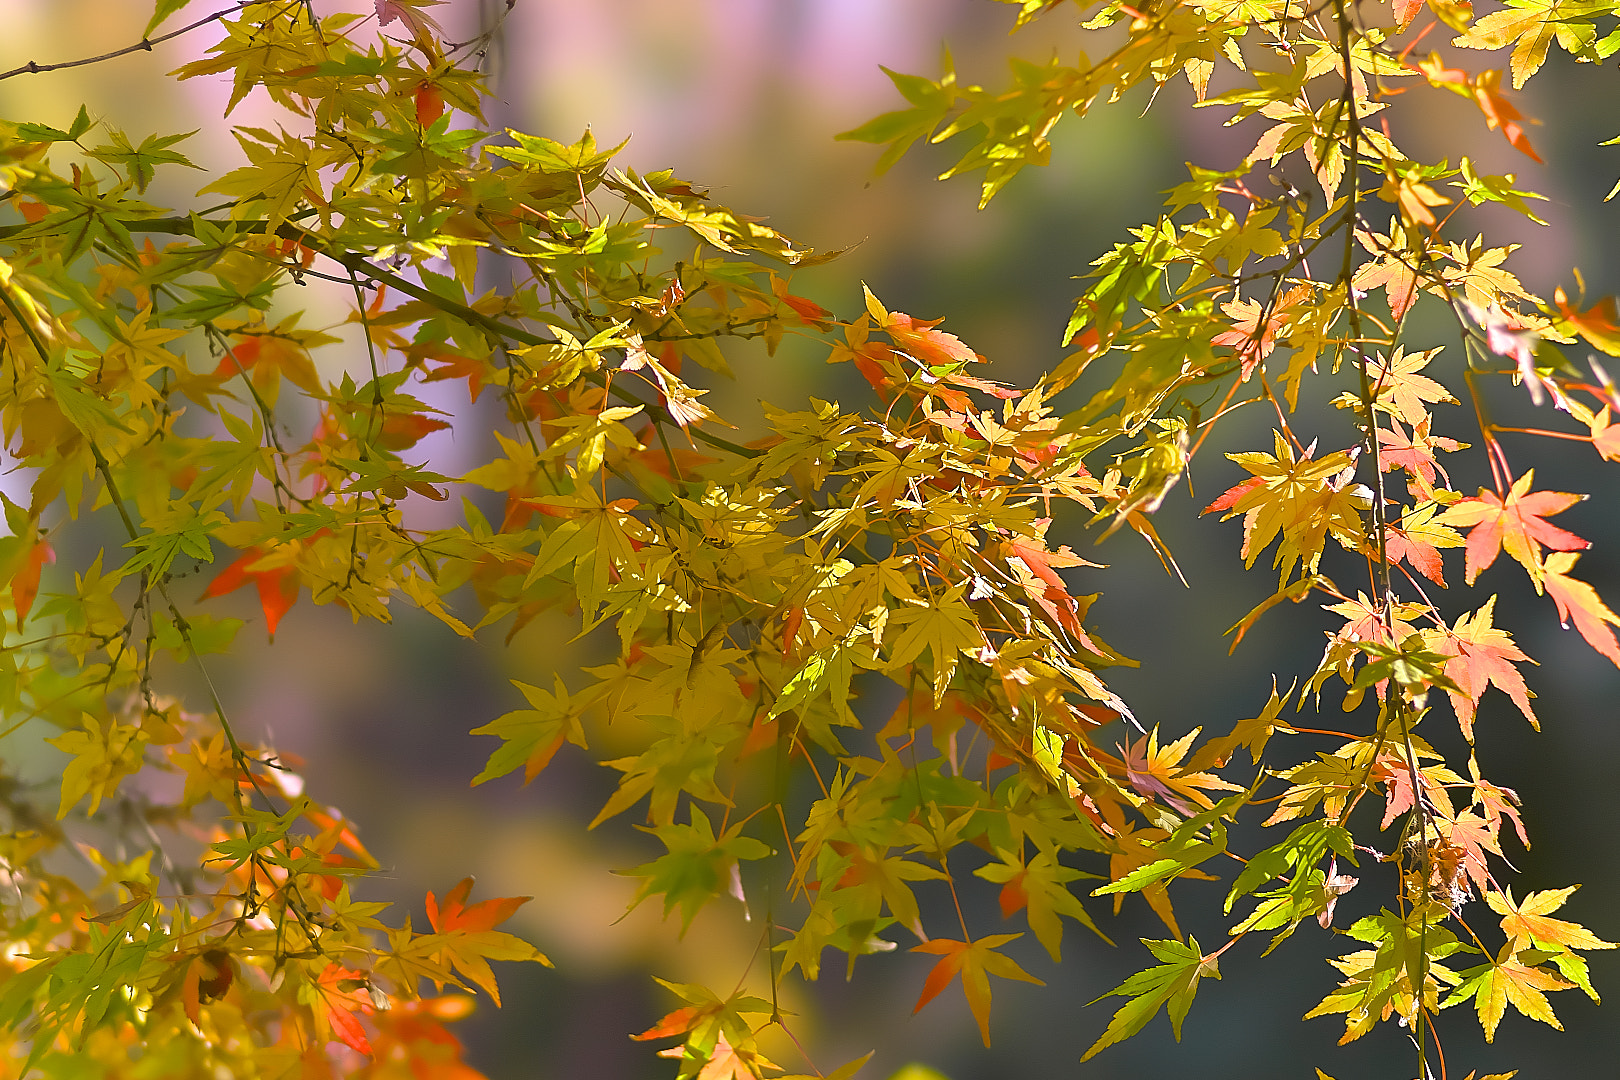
[1201,475,1264,516]
[417,348,493,403]
[1435,470,1588,585]
[770,275,832,328]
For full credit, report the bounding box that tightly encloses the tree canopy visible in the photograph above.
[0,1,1617,1078]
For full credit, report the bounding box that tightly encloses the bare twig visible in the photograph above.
[0,3,253,83]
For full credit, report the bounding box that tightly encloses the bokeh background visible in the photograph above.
[2,1,1618,1077]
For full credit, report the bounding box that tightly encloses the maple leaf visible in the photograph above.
[624,807,772,934]
[427,877,530,935]
[1489,886,1617,956]
[306,963,374,1056]
[1554,287,1620,356]
[1435,470,1588,587]
[213,329,324,406]
[669,1032,778,1080]
[1447,947,1573,1041]
[1541,551,1620,667]
[885,583,985,702]
[911,934,1044,1046]
[1210,285,1311,380]
[376,0,445,40]
[470,677,590,786]
[202,544,300,639]
[1452,0,1589,87]
[1438,808,1502,895]
[418,878,551,1004]
[1471,70,1543,162]
[974,847,1109,960]
[1361,346,1458,425]
[1424,596,1538,739]
[1376,416,1462,497]
[771,275,833,328]
[1120,727,1242,814]
[1588,406,1620,462]
[8,536,54,625]
[1184,678,1295,771]
[1204,433,1368,586]
[1392,0,1425,29]
[1383,503,1464,587]
[377,409,452,450]
[1352,231,1423,322]
[1082,937,1219,1061]
[48,716,146,819]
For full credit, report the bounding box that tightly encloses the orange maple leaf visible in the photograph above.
[417,348,494,403]
[378,410,452,450]
[1542,551,1620,667]
[1435,470,1588,586]
[911,934,1044,1047]
[1377,416,1461,496]
[1554,287,1620,356]
[882,311,979,369]
[1210,285,1312,380]
[1384,524,1447,586]
[1472,70,1542,163]
[631,1004,714,1041]
[426,877,531,934]
[213,332,323,399]
[1429,596,1537,739]
[310,962,374,1056]
[414,81,445,126]
[1439,809,1501,895]
[1488,886,1617,954]
[1588,406,1620,462]
[10,537,54,625]
[770,275,833,328]
[419,878,548,1005]
[202,545,300,639]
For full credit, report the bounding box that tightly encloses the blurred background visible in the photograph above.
[2,1,1618,1077]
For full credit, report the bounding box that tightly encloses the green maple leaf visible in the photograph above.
[623,807,771,934]
[470,676,591,786]
[1082,937,1220,1061]
[89,129,200,194]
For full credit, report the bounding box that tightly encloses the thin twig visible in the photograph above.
[0,3,253,83]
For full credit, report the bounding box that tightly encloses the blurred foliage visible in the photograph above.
[0,3,1617,1080]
